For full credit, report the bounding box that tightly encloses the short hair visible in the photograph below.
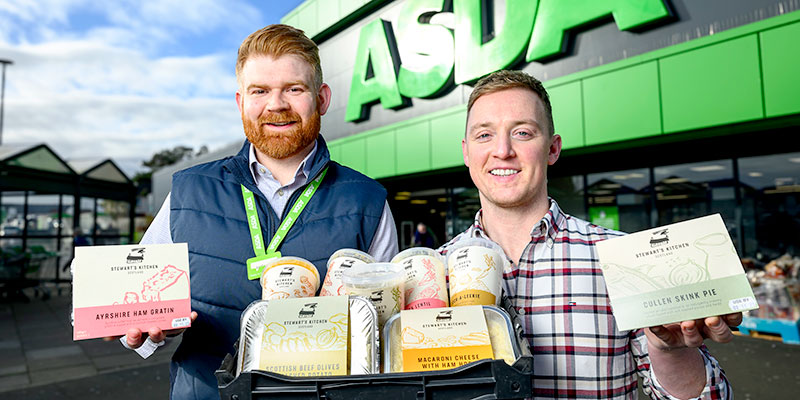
[236,24,323,90]
[467,70,554,135]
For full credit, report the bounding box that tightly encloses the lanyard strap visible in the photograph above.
[241,167,328,257]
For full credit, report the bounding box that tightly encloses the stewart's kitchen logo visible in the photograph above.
[298,303,318,318]
[435,310,453,322]
[422,309,466,328]
[650,229,669,248]
[126,248,145,263]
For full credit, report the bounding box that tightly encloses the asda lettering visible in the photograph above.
[346,0,671,122]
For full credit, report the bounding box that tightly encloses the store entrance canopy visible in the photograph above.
[1,144,135,201]
[1,144,137,292]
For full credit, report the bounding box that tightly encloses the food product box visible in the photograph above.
[72,243,191,340]
[597,214,759,330]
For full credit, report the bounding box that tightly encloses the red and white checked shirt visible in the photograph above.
[438,199,732,399]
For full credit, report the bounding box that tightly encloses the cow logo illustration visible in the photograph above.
[298,303,318,318]
[370,290,384,303]
[650,229,669,247]
[435,310,453,322]
[279,266,295,277]
[126,248,145,263]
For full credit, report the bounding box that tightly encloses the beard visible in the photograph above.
[242,109,320,159]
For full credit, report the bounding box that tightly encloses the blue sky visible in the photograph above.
[0,0,305,175]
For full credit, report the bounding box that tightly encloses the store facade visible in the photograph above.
[280,0,800,258]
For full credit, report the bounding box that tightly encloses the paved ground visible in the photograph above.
[1,287,799,399]
[0,287,175,396]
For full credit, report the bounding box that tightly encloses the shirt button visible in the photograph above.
[518,308,526,315]
[259,168,266,174]
[278,189,284,196]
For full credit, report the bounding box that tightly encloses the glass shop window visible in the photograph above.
[548,175,586,220]
[654,159,738,248]
[1,191,25,241]
[586,169,651,233]
[738,152,800,260]
[25,193,61,237]
[451,187,481,237]
[79,197,95,235]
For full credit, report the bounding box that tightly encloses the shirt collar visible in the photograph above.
[470,198,566,243]
[247,142,318,185]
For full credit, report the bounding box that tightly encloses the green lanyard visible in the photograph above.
[241,167,328,280]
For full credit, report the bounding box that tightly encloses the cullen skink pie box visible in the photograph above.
[72,243,191,340]
[596,214,758,331]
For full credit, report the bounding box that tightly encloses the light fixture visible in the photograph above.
[748,172,763,177]
[410,199,428,205]
[658,194,690,200]
[437,197,447,202]
[600,183,622,189]
[396,191,411,196]
[612,173,645,180]
[689,165,726,172]
[765,185,800,194]
[662,177,689,184]
[789,157,800,163]
[592,196,616,204]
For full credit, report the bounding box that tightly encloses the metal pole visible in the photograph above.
[0,59,12,146]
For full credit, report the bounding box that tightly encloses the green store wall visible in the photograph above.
[322,10,800,180]
[282,0,390,42]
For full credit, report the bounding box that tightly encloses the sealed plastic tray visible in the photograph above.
[216,297,532,399]
[383,305,521,373]
[236,296,380,376]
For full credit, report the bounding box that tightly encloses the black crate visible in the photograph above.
[216,298,533,400]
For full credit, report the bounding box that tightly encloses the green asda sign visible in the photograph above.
[346,0,671,122]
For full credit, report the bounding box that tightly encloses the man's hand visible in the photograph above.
[643,313,742,398]
[646,312,743,351]
[102,311,198,349]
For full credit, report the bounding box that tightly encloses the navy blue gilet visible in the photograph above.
[167,137,386,399]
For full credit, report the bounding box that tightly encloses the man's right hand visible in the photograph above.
[103,311,198,349]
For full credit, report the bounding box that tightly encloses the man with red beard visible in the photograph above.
[119,25,398,399]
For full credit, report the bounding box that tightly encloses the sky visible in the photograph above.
[0,0,305,177]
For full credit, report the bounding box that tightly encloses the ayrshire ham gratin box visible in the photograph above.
[72,243,192,340]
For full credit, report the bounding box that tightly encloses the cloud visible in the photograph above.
[0,0,262,52]
[3,40,235,98]
[0,0,268,177]
[5,93,243,176]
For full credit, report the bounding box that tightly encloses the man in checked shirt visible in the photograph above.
[438,70,741,399]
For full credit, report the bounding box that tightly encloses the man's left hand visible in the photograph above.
[646,313,743,350]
